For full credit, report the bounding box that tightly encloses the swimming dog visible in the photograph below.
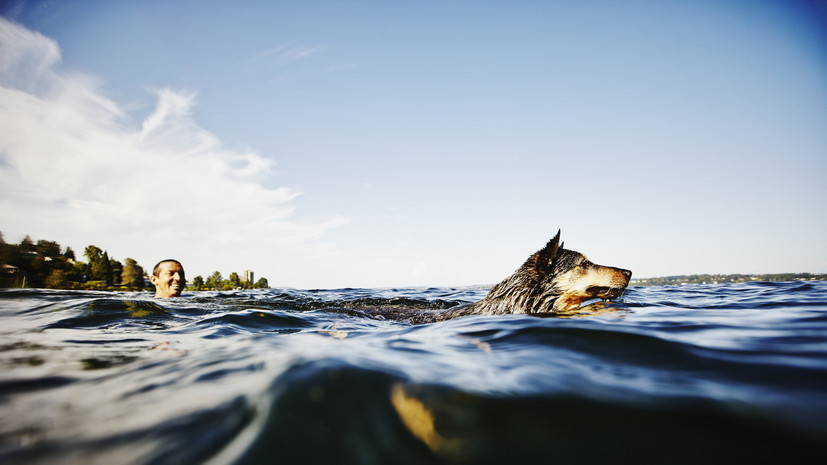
[432,230,632,321]
[347,230,632,323]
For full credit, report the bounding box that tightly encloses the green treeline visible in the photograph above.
[0,232,147,290]
[190,271,269,291]
[0,232,269,291]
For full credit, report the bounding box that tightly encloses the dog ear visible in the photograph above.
[533,230,561,276]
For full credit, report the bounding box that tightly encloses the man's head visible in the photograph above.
[151,259,186,298]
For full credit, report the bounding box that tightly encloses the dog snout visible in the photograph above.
[616,268,632,282]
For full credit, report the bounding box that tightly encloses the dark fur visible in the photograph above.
[349,230,631,323]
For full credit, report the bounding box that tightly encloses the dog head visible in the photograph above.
[536,231,632,312]
[479,230,632,314]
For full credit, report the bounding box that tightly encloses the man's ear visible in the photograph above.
[149,275,158,286]
[533,230,561,276]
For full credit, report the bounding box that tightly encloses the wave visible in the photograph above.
[1,281,826,464]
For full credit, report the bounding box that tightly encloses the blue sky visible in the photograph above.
[1,0,825,288]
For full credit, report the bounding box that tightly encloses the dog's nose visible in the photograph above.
[620,269,632,280]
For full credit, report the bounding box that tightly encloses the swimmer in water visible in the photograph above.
[150,259,186,298]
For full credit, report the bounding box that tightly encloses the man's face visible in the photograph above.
[151,262,186,297]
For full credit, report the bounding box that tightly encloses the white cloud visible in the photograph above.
[0,18,348,285]
[0,17,60,92]
[246,43,324,69]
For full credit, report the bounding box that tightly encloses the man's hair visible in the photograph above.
[153,259,183,277]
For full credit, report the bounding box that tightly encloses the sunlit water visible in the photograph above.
[2,282,826,464]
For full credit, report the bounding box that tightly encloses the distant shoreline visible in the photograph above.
[3,273,826,292]
[630,273,826,287]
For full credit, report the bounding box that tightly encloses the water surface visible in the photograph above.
[1,282,826,464]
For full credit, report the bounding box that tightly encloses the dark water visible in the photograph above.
[1,281,826,464]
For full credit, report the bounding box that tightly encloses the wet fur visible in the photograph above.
[432,230,631,321]
[351,230,631,323]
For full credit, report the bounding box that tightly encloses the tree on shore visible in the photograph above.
[229,272,242,289]
[84,245,101,263]
[20,235,35,253]
[2,231,271,292]
[205,271,223,290]
[194,271,269,290]
[72,261,89,282]
[121,258,145,290]
[110,257,123,286]
[45,269,71,289]
[0,232,151,291]
[85,246,106,283]
[36,240,61,257]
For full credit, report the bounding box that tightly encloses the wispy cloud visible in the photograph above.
[0,18,348,282]
[246,43,324,69]
[242,42,355,83]
[0,16,60,91]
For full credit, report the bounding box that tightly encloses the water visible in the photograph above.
[1,281,826,464]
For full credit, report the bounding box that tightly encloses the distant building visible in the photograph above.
[243,270,254,284]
